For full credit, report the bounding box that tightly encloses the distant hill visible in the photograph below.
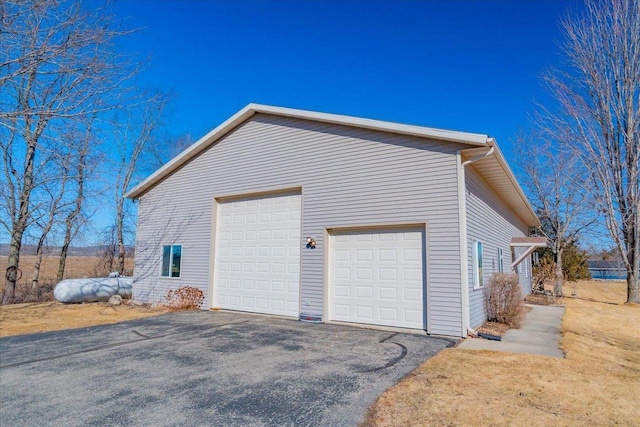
[0,244,134,257]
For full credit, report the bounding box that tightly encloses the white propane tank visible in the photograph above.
[54,277,133,303]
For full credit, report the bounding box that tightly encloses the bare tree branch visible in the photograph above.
[541,0,640,303]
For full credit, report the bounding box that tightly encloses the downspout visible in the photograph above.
[462,145,495,167]
[457,139,495,336]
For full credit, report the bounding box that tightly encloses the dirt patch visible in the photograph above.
[477,306,531,337]
[0,301,168,338]
[525,292,564,306]
[364,280,640,426]
[476,321,509,337]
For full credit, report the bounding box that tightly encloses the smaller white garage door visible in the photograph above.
[329,227,425,330]
[213,192,301,317]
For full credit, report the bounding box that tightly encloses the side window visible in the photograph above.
[161,245,182,278]
[498,248,504,273]
[473,240,484,288]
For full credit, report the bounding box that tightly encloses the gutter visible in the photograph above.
[457,139,494,336]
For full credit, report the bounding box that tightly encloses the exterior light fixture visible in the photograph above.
[306,237,316,249]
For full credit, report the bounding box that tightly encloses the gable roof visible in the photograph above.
[125,103,539,226]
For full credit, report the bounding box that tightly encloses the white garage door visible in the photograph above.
[329,227,425,329]
[213,192,301,317]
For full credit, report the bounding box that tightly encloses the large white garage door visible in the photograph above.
[329,227,425,329]
[214,192,301,317]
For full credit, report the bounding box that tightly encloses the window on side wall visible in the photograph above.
[161,244,182,278]
[473,240,484,288]
[498,248,504,273]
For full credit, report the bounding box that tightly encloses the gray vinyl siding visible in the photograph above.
[465,167,530,329]
[133,113,466,336]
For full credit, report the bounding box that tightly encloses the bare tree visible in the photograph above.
[0,0,134,303]
[110,96,167,275]
[57,122,92,281]
[30,160,69,293]
[520,136,598,296]
[543,0,640,303]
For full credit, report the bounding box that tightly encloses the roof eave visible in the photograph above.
[125,104,259,199]
[460,139,541,228]
[125,103,492,200]
[486,139,541,227]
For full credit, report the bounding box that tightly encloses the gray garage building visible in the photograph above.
[125,104,542,337]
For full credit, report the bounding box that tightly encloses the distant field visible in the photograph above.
[0,255,134,287]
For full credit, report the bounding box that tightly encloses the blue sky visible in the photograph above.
[106,0,583,163]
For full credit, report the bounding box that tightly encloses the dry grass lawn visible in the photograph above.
[365,280,640,426]
[0,255,134,286]
[0,254,167,338]
[0,301,168,338]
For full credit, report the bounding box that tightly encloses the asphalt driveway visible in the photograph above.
[0,311,456,426]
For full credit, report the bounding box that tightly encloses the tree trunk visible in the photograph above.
[116,202,125,275]
[57,150,85,282]
[627,229,639,303]
[3,129,38,304]
[3,231,24,304]
[57,228,72,282]
[31,235,47,296]
[554,248,564,297]
[628,272,639,303]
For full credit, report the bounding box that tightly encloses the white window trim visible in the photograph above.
[472,239,484,289]
[160,244,183,278]
[498,248,504,273]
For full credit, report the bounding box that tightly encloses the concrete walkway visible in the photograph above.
[458,304,565,358]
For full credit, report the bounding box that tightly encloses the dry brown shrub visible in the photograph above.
[165,286,204,311]
[484,273,525,328]
[10,281,55,304]
[532,255,555,292]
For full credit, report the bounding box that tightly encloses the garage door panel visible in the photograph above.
[404,309,422,322]
[379,287,397,300]
[356,306,373,319]
[214,192,301,317]
[335,285,350,297]
[379,268,397,281]
[330,227,425,330]
[379,308,398,321]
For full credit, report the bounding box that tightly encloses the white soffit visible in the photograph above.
[462,140,540,227]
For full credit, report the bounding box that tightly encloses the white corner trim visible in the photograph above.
[456,151,470,336]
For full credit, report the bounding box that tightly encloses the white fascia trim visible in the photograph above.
[510,242,548,247]
[456,150,470,337]
[125,103,489,199]
[125,104,258,199]
[250,104,490,145]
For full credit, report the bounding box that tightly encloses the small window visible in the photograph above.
[161,244,182,278]
[498,248,504,273]
[473,240,484,288]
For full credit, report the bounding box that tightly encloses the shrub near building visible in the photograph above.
[533,242,591,289]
